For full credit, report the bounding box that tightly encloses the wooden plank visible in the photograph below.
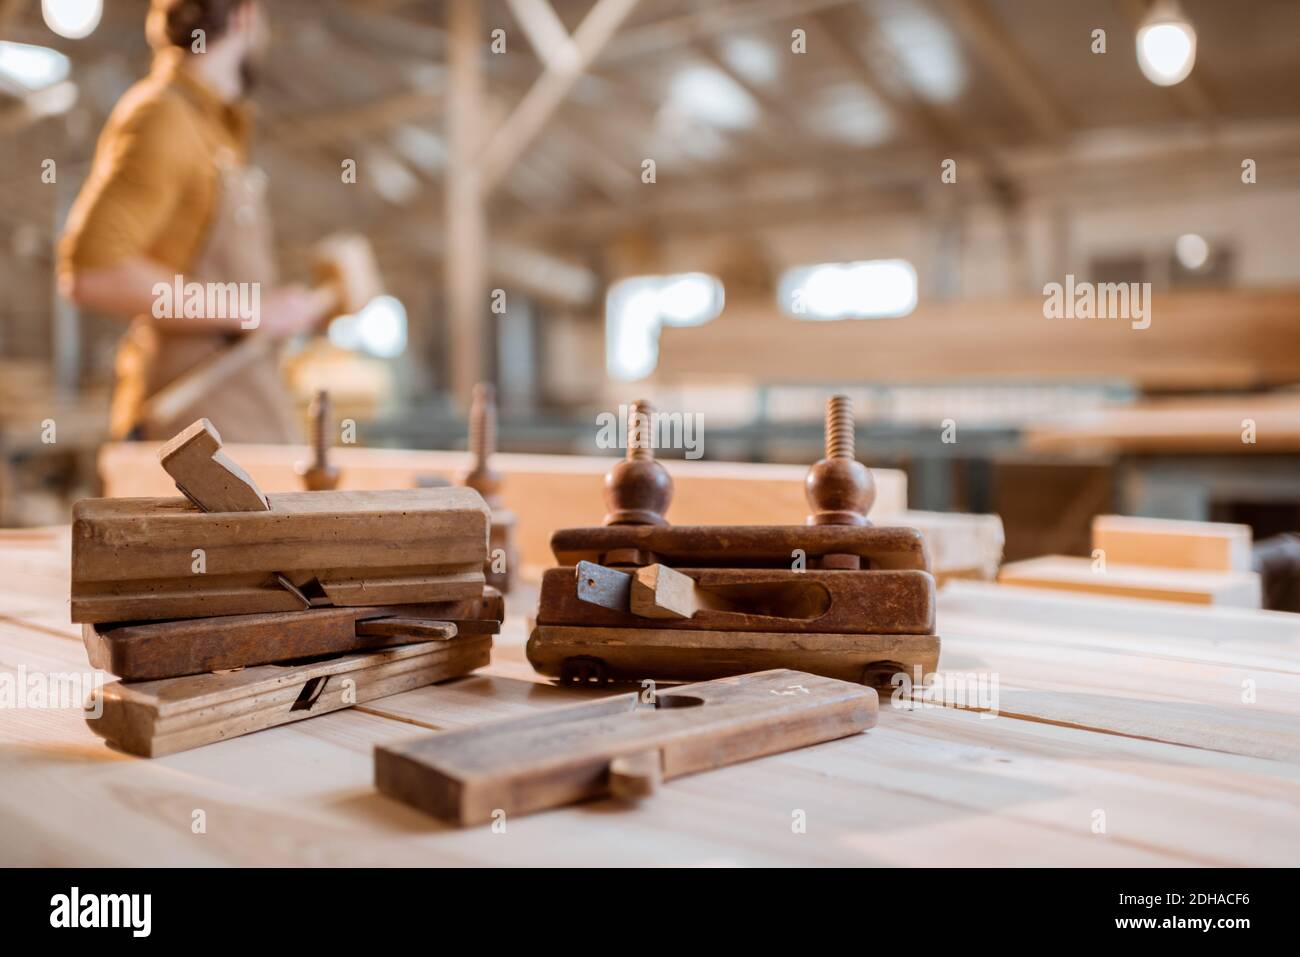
[375,669,876,824]
[89,638,491,758]
[71,563,486,623]
[998,555,1262,608]
[1024,392,1300,454]
[83,590,504,680]
[935,582,1300,761]
[1092,515,1254,572]
[655,291,1300,391]
[527,625,940,686]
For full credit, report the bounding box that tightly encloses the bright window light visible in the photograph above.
[42,0,102,40]
[1137,2,1196,87]
[1174,233,1209,271]
[0,41,70,92]
[328,295,407,358]
[606,273,724,381]
[780,260,917,321]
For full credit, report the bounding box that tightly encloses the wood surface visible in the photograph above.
[998,555,1262,608]
[374,669,877,824]
[70,487,490,622]
[83,590,504,680]
[4,527,1299,866]
[90,637,491,758]
[654,290,1300,391]
[552,566,935,635]
[1023,391,1300,454]
[1091,515,1254,572]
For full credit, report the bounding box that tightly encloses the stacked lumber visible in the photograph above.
[999,515,1262,608]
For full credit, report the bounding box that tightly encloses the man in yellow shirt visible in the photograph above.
[59,0,328,441]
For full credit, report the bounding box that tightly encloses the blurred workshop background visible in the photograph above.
[2,0,1299,570]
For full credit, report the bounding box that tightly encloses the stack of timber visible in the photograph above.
[998,515,1262,608]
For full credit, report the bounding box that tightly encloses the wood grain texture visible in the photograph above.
[549,566,935,635]
[5,527,1300,866]
[89,637,491,758]
[527,625,940,685]
[1091,515,1254,572]
[83,590,504,680]
[374,669,877,824]
[550,524,931,571]
[998,555,1262,608]
[70,487,490,622]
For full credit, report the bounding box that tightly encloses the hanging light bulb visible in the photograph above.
[1136,0,1197,86]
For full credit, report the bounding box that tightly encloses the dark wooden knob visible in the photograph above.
[300,390,341,491]
[604,399,672,526]
[805,394,874,526]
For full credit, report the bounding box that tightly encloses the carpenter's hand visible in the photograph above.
[257,284,328,339]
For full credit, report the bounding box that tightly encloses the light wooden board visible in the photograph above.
[2,529,1300,865]
[998,555,1262,608]
[1091,514,1254,572]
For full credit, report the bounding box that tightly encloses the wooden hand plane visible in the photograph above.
[526,397,940,688]
[71,419,491,624]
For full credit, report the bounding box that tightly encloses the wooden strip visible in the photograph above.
[89,637,491,757]
[83,591,503,680]
[527,625,940,685]
[550,524,930,570]
[71,564,487,623]
[375,669,876,824]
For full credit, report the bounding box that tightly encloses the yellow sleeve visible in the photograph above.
[58,93,187,273]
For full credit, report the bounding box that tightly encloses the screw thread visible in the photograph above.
[469,383,496,468]
[310,390,330,466]
[628,399,653,461]
[826,394,854,460]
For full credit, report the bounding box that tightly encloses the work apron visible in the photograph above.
[110,141,302,443]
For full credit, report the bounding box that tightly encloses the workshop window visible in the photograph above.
[605,273,725,381]
[779,259,917,321]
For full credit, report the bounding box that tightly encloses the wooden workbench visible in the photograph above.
[1,526,1297,866]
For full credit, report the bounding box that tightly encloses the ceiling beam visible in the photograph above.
[935,0,1072,141]
[505,0,580,71]
[478,0,642,195]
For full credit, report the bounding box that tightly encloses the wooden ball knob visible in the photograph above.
[805,457,873,526]
[603,400,672,526]
[805,394,874,526]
